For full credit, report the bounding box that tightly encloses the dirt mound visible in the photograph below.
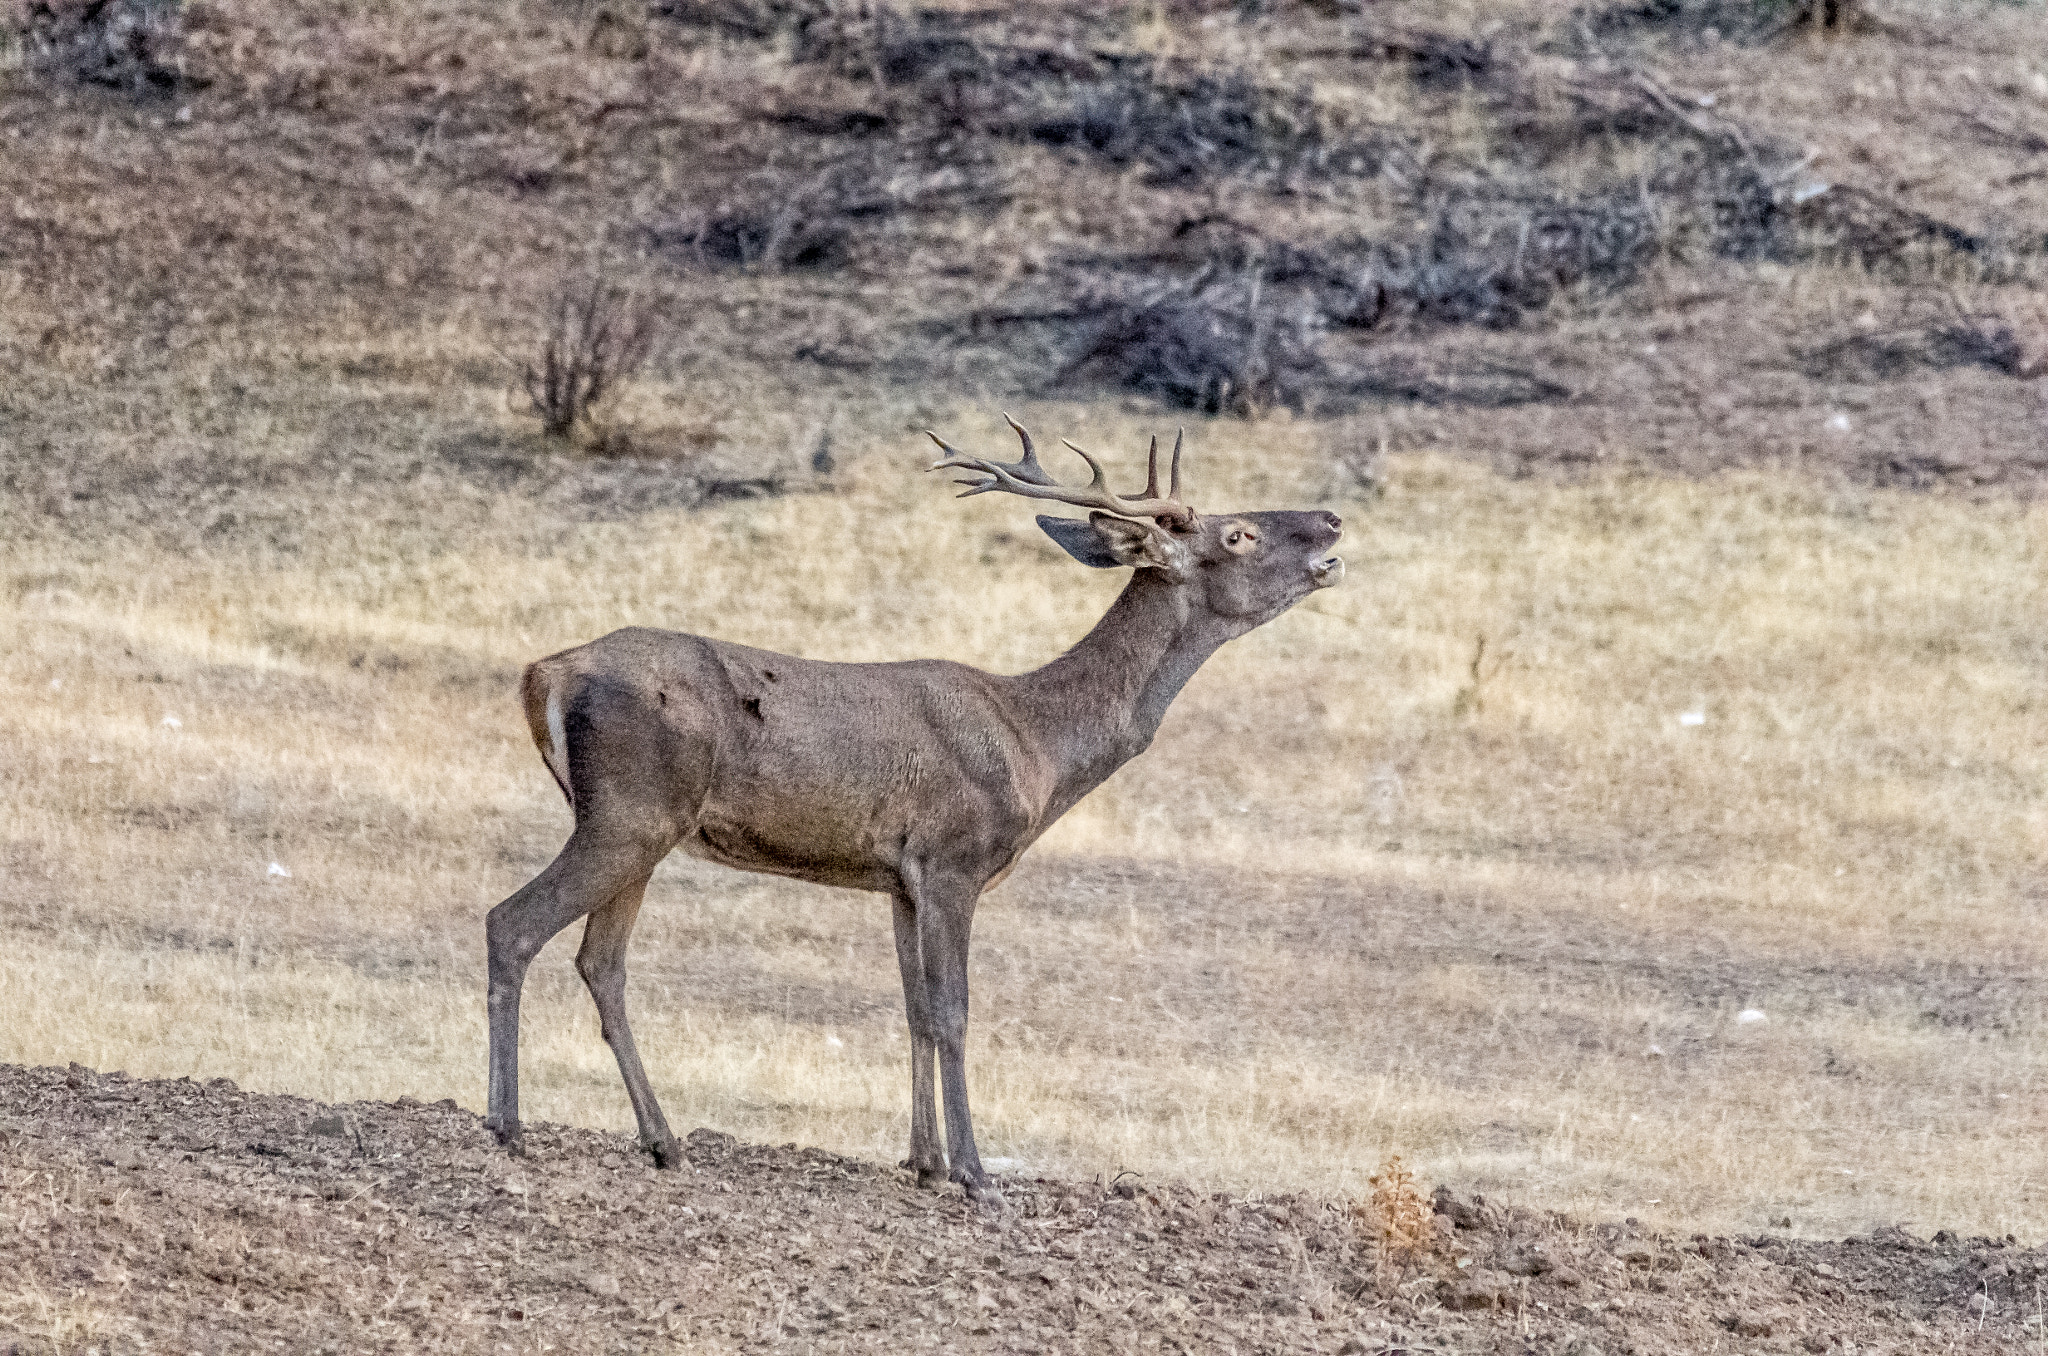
[2,1064,2039,1353]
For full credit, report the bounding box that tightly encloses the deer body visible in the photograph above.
[484,422,1343,1201]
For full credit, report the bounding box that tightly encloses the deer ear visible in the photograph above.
[1083,511,1183,572]
[1036,514,1124,568]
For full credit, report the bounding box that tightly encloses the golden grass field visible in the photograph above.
[5,404,2044,1241]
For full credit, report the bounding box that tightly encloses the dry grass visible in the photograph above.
[3,410,2044,1240]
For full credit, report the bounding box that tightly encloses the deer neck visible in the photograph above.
[1011,571,1230,805]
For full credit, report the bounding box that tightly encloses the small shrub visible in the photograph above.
[1586,0,1865,43]
[1358,1155,1437,1267]
[664,173,855,272]
[648,151,1001,274]
[1772,0,1864,32]
[518,275,658,442]
[1028,70,1335,185]
[12,0,187,94]
[1060,270,1324,416]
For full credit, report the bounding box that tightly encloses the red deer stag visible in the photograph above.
[485,418,1344,1202]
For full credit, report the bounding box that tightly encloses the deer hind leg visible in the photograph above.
[575,874,680,1168]
[485,826,670,1152]
[890,891,945,1188]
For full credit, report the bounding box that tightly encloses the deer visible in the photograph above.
[483,417,1344,1203]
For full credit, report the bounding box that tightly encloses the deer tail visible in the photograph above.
[521,662,575,810]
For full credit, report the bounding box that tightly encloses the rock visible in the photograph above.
[309,1115,346,1138]
[1617,1242,1657,1269]
[1503,1244,1554,1276]
[1440,1268,1511,1311]
[1550,1266,1584,1287]
[1723,1311,1774,1338]
[1431,1185,1487,1230]
[1561,1341,1605,1356]
[584,1273,620,1299]
[1967,1293,1995,1317]
[1337,1339,1370,1356]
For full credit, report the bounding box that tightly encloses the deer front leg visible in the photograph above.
[916,879,1003,1206]
[890,892,945,1188]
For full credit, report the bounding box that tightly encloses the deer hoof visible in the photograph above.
[646,1137,682,1170]
[488,1118,524,1153]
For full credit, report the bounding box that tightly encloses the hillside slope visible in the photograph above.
[3,0,2047,507]
[3,1062,2042,1354]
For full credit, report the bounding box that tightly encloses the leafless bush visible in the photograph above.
[1792,185,1983,271]
[1060,270,1324,416]
[660,1,1360,186]
[1586,0,1865,44]
[1351,28,1495,90]
[517,276,658,442]
[12,0,186,94]
[1166,189,1658,338]
[1772,0,1865,33]
[1027,70,1340,185]
[1351,196,1659,328]
[659,174,855,273]
[1797,304,2045,384]
[651,154,1010,273]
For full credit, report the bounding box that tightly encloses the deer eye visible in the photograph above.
[1223,526,1258,555]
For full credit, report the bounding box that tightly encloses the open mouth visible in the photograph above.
[1310,556,1345,588]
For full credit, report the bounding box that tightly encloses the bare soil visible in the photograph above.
[3,1062,2039,1355]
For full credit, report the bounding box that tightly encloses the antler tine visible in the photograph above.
[1143,435,1160,500]
[926,424,1196,525]
[1058,438,1114,493]
[1169,428,1184,502]
[1002,411,1042,476]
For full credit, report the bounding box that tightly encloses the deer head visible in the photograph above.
[928,415,1345,634]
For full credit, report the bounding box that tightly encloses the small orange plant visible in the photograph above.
[1359,1155,1437,1267]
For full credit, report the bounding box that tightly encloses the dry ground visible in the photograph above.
[5,1062,2044,1355]
[4,0,2048,1350]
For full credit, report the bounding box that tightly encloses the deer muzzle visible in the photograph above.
[1310,556,1345,589]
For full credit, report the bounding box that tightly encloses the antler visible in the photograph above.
[926,414,1195,528]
